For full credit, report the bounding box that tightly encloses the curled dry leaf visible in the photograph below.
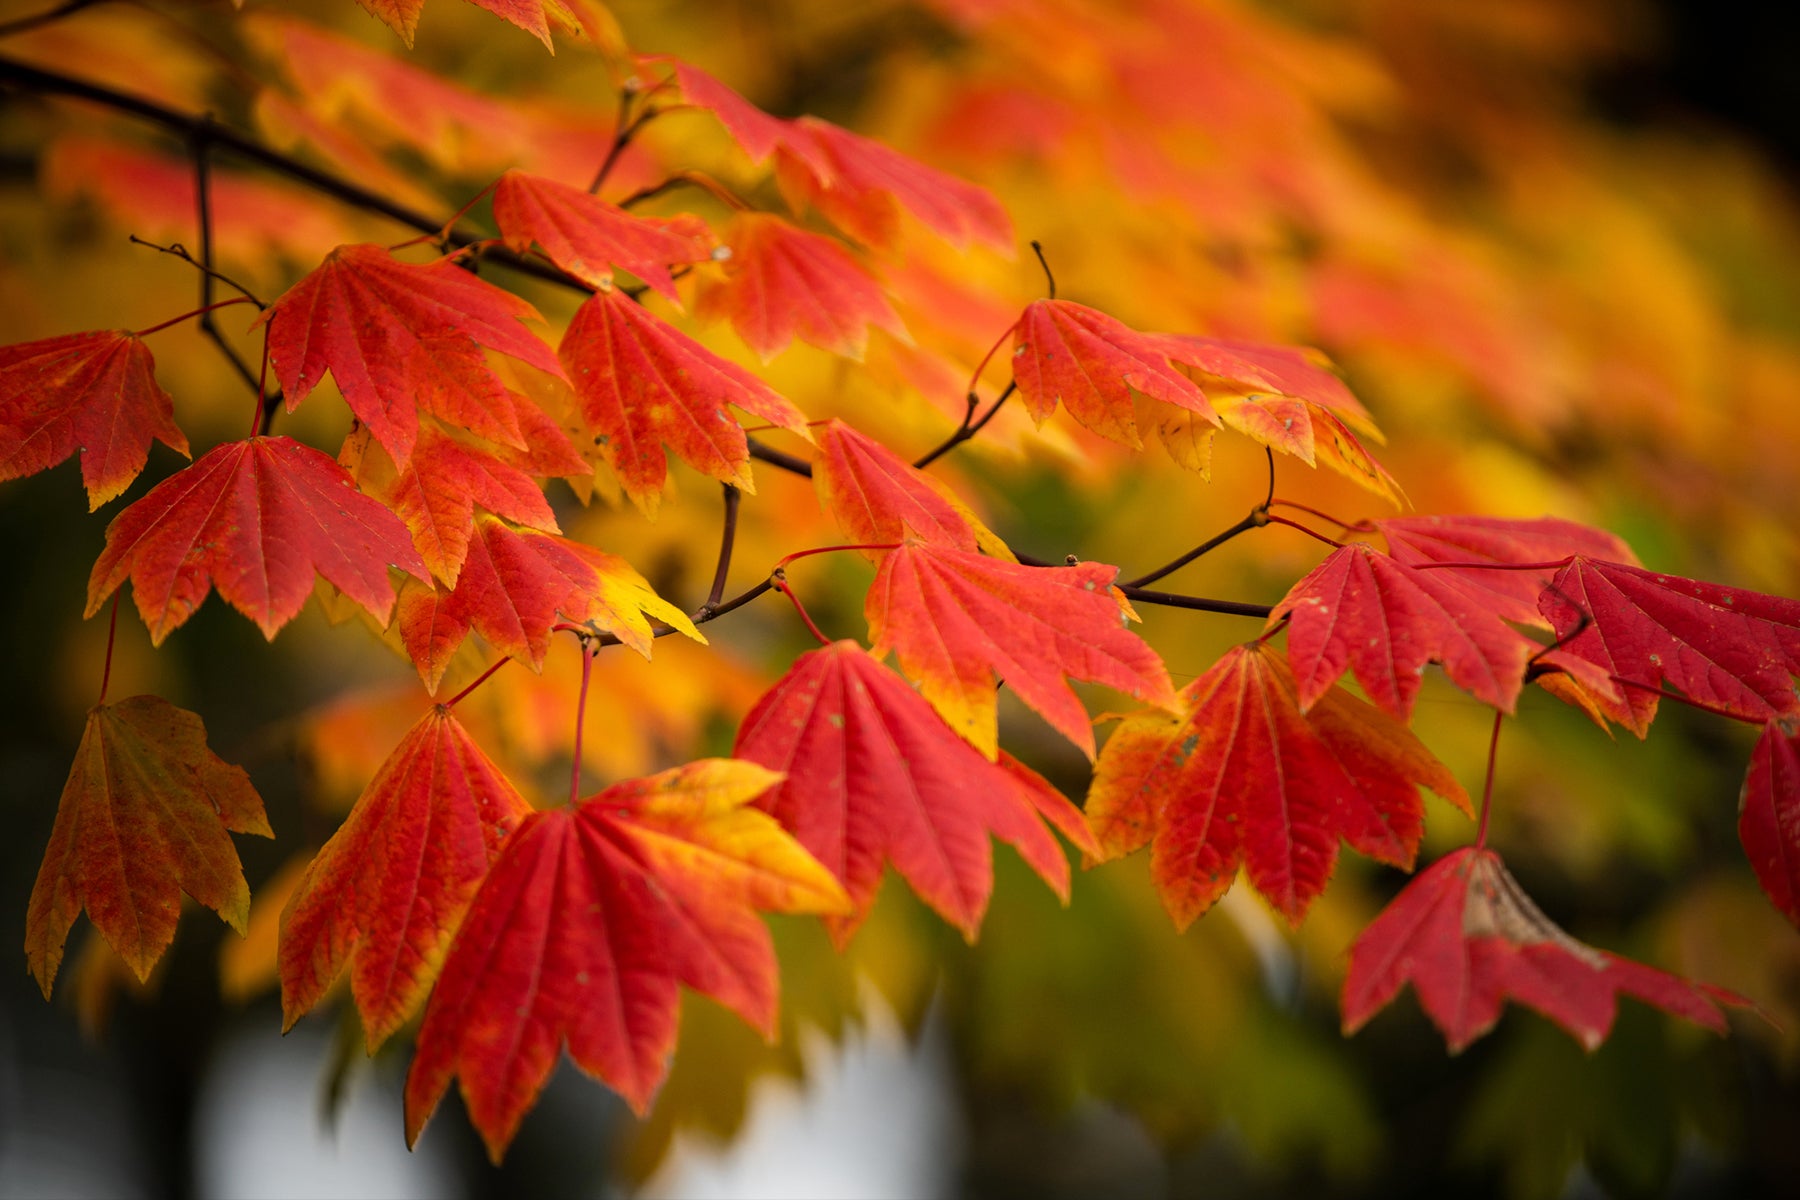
[1342,846,1749,1052]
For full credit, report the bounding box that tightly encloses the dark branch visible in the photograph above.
[748,436,814,477]
[913,381,1015,469]
[1121,504,1269,589]
[0,55,590,294]
[0,0,106,39]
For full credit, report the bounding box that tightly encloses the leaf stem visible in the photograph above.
[1268,498,1362,530]
[569,634,594,808]
[771,573,832,646]
[1030,240,1057,300]
[1606,674,1769,725]
[444,657,513,709]
[704,484,740,611]
[1116,585,1274,619]
[1409,558,1576,573]
[775,542,900,569]
[1475,709,1503,849]
[132,296,256,339]
[97,593,119,705]
[1265,513,1344,549]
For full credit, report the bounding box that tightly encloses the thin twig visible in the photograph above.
[188,120,271,424]
[914,381,1016,469]
[1122,504,1270,589]
[704,484,740,611]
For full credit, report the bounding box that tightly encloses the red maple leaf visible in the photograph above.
[1155,334,1377,431]
[346,425,561,587]
[865,542,1176,758]
[493,170,715,302]
[1740,718,1800,929]
[26,696,271,996]
[696,212,906,360]
[280,706,534,1050]
[1342,846,1747,1051]
[1540,557,1800,735]
[0,330,189,509]
[261,244,563,464]
[652,57,1011,251]
[1010,300,1218,448]
[403,759,848,1160]
[86,436,430,643]
[1086,642,1467,927]
[813,419,978,552]
[1376,514,1638,626]
[354,0,578,51]
[395,517,699,691]
[1270,542,1538,719]
[559,288,809,514]
[776,117,1014,251]
[734,640,1098,944]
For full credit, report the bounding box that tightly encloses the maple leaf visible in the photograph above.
[1739,719,1800,929]
[734,640,1098,944]
[493,170,714,302]
[347,425,560,587]
[404,759,848,1160]
[776,117,1015,252]
[559,288,809,514]
[813,419,978,552]
[696,212,906,360]
[355,0,578,51]
[0,330,189,510]
[25,696,272,997]
[1540,558,1800,735]
[1010,300,1218,448]
[279,706,534,1050]
[1086,642,1467,927]
[1376,514,1638,626]
[1341,846,1747,1052]
[261,244,563,464]
[652,58,1012,251]
[865,542,1176,759]
[1269,542,1538,719]
[86,436,430,644]
[1156,334,1379,433]
[396,517,700,691]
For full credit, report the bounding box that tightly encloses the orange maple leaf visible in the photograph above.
[697,212,906,360]
[1087,642,1468,927]
[558,288,809,514]
[26,696,272,996]
[280,706,534,1050]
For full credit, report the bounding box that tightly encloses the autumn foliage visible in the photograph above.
[3,0,1799,1191]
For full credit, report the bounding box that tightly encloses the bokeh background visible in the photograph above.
[3,0,1799,1196]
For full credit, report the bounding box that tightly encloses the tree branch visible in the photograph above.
[0,55,589,293]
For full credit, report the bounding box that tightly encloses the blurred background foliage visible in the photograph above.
[2,0,1798,1196]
